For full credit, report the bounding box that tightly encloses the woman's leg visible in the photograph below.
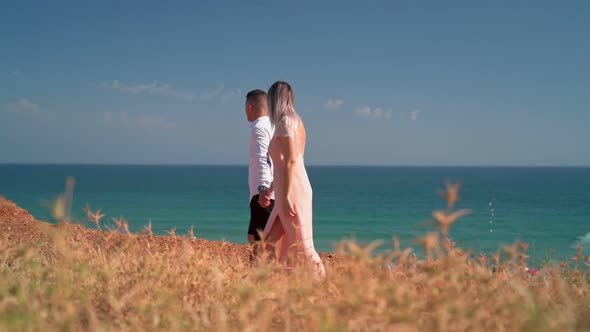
[263,216,285,260]
[277,216,301,269]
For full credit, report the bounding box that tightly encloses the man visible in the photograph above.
[245,89,274,254]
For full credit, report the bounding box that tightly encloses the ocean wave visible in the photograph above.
[573,232,590,247]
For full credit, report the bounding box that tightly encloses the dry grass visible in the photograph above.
[1,182,589,331]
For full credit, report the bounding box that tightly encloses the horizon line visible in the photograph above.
[1,162,589,168]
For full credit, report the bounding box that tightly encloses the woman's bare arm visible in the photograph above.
[277,136,298,216]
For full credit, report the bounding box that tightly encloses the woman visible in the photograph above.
[261,81,325,278]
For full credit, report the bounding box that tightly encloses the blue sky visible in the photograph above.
[1,1,589,166]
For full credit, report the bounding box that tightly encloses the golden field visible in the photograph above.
[0,183,589,331]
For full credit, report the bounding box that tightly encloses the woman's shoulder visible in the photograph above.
[281,113,302,126]
[279,113,301,125]
[276,113,302,137]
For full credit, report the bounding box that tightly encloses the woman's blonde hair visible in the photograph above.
[267,81,295,126]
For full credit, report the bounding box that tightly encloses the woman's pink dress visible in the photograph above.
[263,113,325,277]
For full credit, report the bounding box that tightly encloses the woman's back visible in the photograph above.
[272,113,306,160]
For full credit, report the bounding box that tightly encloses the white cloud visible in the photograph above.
[16,98,41,113]
[354,106,393,119]
[2,98,50,116]
[355,106,372,116]
[100,80,242,103]
[12,69,21,76]
[100,80,196,102]
[102,110,175,131]
[137,114,176,130]
[199,85,225,100]
[103,111,128,121]
[324,98,344,110]
[200,85,242,103]
[354,106,421,121]
[409,109,421,121]
[220,88,243,103]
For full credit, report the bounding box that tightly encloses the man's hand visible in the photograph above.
[258,190,271,208]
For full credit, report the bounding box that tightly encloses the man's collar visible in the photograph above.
[250,115,269,127]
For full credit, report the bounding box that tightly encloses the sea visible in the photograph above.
[1,165,589,263]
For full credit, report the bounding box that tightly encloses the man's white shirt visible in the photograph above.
[249,116,274,201]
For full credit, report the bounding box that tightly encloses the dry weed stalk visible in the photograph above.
[50,176,76,222]
[572,245,584,269]
[84,205,105,230]
[112,217,131,235]
[187,225,196,238]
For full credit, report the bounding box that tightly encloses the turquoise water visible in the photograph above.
[1,165,589,262]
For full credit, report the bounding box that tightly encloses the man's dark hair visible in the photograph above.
[246,89,267,101]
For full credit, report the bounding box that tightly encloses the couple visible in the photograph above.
[245,81,325,278]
